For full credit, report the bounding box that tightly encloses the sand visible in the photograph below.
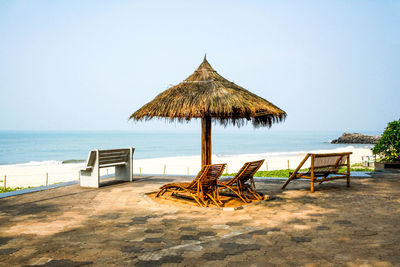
[0,146,372,188]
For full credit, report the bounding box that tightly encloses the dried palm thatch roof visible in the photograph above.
[129,56,286,127]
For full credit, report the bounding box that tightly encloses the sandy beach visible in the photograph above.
[0,146,372,188]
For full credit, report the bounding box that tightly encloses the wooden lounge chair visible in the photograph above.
[218,160,264,203]
[281,152,352,192]
[156,163,226,207]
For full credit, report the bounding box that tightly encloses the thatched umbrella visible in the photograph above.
[129,56,286,167]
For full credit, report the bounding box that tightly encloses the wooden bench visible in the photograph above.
[281,152,352,192]
[80,148,135,188]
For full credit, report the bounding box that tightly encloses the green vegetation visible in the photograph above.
[372,119,400,162]
[0,186,32,193]
[351,163,364,167]
[222,165,374,178]
[253,169,308,177]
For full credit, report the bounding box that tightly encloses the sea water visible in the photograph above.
[0,130,377,165]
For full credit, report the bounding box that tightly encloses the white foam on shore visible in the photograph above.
[2,160,62,167]
[131,145,371,162]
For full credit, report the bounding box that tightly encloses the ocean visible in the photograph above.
[0,130,377,165]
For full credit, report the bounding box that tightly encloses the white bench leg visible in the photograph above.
[115,165,130,181]
[115,148,134,182]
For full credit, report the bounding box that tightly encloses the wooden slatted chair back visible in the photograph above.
[226,160,264,186]
[312,154,347,173]
[199,164,226,189]
[184,165,210,190]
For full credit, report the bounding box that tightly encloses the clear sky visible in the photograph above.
[0,0,399,133]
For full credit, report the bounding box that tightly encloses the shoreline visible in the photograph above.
[0,146,373,188]
[1,145,373,167]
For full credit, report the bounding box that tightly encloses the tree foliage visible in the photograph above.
[372,119,400,162]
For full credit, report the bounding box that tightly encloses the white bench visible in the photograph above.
[79,148,135,188]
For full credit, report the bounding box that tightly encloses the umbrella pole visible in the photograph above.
[201,116,212,167]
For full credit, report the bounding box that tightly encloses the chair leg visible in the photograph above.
[206,193,221,207]
[247,188,263,200]
[156,189,165,197]
[215,188,223,205]
[249,180,263,200]
[310,178,315,193]
[221,184,248,203]
[282,173,297,189]
[318,175,328,185]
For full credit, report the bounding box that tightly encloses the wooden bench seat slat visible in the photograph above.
[99,162,126,168]
[99,155,128,161]
[99,159,128,166]
[99,157,128,164]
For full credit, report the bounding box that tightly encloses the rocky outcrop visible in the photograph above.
[331,133,381,144]
[62,159,86,164]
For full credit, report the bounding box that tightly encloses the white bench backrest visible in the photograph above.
[98,149,130,165]
[85,148,132,168]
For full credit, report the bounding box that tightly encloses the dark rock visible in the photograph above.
[121,246,142,253]
[266,227,281,232]
[180,235,198,240]
[23,259,92,267]
[291,237,312,243]
[159,255,184,263]
[62,159,86,164]
[135,260,162,267]
[179,226,196,231]
[352,230,378,236]
[334,220,353,225]
[315,226,330,231]
[91,213,120,220]
[143,238,163,243]
[0,237,13,246]
[201,252,227,260]
[0,248,19,255]
[197,231,216,237]
[144,228,164,233]
[331,133,380,144]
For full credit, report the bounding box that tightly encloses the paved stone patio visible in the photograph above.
[0,172,399,266]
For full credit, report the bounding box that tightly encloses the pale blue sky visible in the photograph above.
[0,0,399,133]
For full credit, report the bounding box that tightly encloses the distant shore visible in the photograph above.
[0,146,372,188]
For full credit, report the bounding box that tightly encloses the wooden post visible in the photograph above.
[201,116,212,167]
[164,164,166,175]
[310,155,315,193]
[140,168,142,175]
[287,160,290,170]
[187,167,189,175]
[226,166,228,174]
[78,171,80,181]
[3,175,6,189]
[46,173,48,186]
[266,162,268,171]
[346,154,351,187]
[106,169,108,175]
